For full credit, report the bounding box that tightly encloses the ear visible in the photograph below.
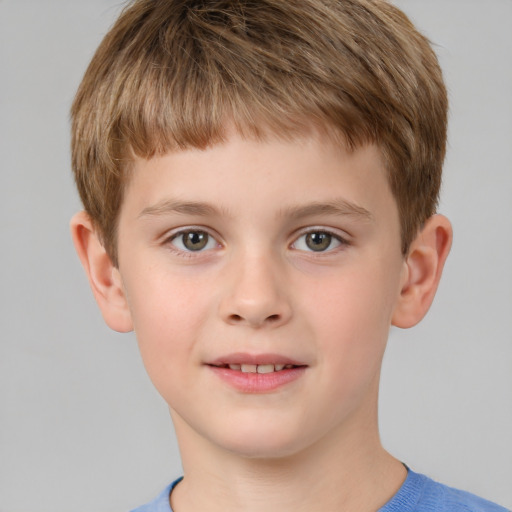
[70,211,133,333]
[392,214,452,328]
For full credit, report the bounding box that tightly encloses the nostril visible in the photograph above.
[227,313,281,325]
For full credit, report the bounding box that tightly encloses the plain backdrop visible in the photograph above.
[1,1,511,511]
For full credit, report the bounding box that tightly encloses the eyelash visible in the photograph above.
[166,228,220,257]
[291,228,350,254]
[164,227,350,256]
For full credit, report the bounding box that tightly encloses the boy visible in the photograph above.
[69,0,509,511]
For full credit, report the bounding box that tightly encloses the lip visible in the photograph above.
[208,352,305,367]
[206,353,308,393]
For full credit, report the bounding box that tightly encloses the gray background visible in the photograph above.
[1,1,511,511]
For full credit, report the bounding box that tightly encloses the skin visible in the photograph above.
[71,131,452,512]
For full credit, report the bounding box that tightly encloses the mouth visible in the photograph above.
[208,363,303,374]
[206,354,308,392]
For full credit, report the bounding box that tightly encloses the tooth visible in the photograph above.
[229,364,241,370]
[274,364,285,371]
[257,364,275,374]
[284,365,294,369]
[241,364,257,373]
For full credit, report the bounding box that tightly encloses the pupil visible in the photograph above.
[184,231,208,250]
[306,232,331,251]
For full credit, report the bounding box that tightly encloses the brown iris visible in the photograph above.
[182,231,209,251]
[305,232,332,251]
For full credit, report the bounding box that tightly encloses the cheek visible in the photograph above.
[124,271,213,386]
[128,264,210,333]
[306,263,396,327]
[302,264,397,372]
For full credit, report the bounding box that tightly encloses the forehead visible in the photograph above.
[120,131,394,224]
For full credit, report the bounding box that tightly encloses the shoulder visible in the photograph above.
[129,478,182,512]
[436,482,510,512]
[380,469,510,512]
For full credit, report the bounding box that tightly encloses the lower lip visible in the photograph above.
[208,366,306,393]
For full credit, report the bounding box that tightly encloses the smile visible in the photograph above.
[212,363,298,373]
[207,355,307,393]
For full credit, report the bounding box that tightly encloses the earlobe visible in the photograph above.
[392,214,452,329]
[70,211,133,333]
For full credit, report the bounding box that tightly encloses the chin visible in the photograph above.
[226,442,306,460]
[212,424,314,460]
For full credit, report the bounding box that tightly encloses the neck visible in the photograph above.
[169,402,406,512]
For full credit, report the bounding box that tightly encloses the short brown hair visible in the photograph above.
[71,0,448,266]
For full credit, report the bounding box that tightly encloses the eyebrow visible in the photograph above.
[138,199,222,218]
[138,198,372,221]
[278,199,373,222]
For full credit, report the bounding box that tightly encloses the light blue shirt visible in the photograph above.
[130,469,510,511]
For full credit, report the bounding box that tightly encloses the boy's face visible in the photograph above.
[115,131,407,458]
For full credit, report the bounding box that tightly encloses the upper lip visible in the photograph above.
[207,352,307,367]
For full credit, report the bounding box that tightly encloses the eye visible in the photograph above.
[292,230,344,252]
[170,230,218,252]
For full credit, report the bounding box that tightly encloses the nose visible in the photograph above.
[218,253,293,329]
